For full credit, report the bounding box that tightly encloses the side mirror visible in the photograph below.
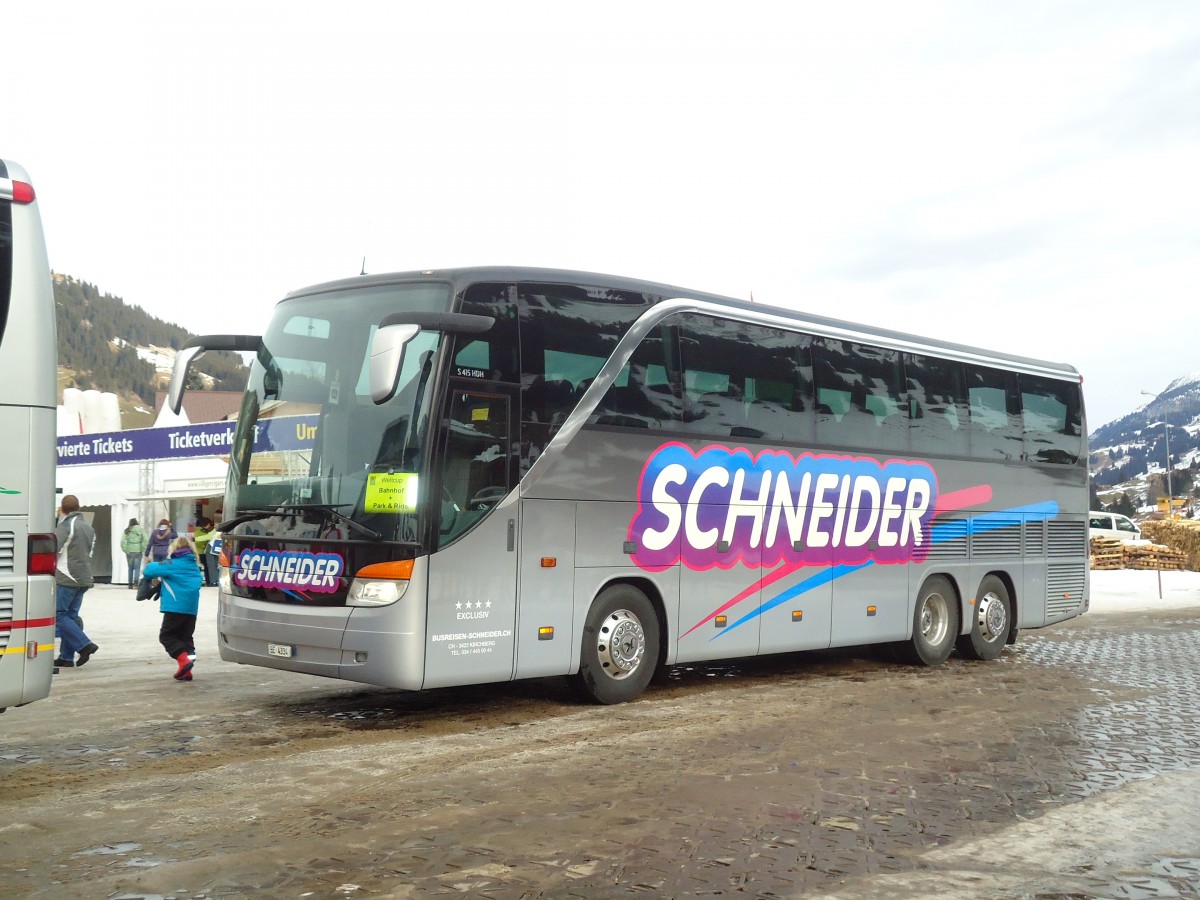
[369,323,421,404]
[167,346,204,414]
[169,335,262,414]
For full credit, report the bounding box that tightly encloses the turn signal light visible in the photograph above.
[356,559,415,580]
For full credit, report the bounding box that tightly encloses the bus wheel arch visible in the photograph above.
[998,570,1020,644]
[957,572,1015,661]
[571,580,663,705]
[897,574,961,666]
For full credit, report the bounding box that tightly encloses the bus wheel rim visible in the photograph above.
[977,591,1006,640]
[920,591,950,645]
[597,609,646,680]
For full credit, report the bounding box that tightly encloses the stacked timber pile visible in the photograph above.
[1140,520,1200,571]
[1088,530,1191,571]
[1088,536,1125,570]
[1122,542,1188,571]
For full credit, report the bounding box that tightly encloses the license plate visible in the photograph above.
[267,643,295,658]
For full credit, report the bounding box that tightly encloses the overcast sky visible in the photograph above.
[7,1,1198,427]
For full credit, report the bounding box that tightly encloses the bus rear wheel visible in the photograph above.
[572,584,660,704]
[957,575,1012,661]
[897,575,959,666]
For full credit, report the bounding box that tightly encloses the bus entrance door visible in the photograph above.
[423,386,520,688]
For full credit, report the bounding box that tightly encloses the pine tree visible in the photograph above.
[53,274,248,403]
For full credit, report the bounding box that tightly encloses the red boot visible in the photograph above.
[174,652,194,680]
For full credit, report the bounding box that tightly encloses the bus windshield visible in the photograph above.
[226,282,451,546]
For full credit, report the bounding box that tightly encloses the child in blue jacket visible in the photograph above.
[143,536,203,680]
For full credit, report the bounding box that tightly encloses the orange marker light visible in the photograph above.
[356,559,415,580]
[538,626,554,641]
[715,615,727,628]
[541,557,557,568]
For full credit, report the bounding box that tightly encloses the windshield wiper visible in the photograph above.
[218,504,384,541]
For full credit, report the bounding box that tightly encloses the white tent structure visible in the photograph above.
[57,457,228,584]
[56,409,235,584]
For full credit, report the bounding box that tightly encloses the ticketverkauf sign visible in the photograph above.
[57,415,318,466]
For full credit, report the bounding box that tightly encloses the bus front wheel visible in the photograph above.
[573,584,660,704]
[898,575,959,666]
[957,575,1012,661]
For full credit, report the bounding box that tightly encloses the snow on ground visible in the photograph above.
[1089,567,1200,614]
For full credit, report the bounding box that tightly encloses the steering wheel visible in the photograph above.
[467,486,506,511]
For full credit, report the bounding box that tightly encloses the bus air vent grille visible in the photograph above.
[1046,563,1086,616]
[971,518,1022,557]
[926,518,967,559]
[1024,521,1046,557]
[1047,520,1087,558]
[0,532,13,573]
[0,586,12,651]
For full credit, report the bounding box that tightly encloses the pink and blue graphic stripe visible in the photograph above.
[683,486,1058,642]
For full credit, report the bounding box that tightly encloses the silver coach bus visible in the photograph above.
[0,159,58,713]
[174,267,1088,703]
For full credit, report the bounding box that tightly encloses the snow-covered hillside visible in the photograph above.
[1090,373,1200,514]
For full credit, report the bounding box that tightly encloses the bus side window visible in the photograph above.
[457,283,520,383]
[673,315,814,444]
[905,353,968,456]
[856,342,906,453]
[593,327,682,429]
[1019,373,1083,465]
[966,364,1023,460]
[518,282,656,461]
[815,339,874,449]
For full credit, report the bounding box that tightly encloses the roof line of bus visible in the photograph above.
[283,265,1081,379]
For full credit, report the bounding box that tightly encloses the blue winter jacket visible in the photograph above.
[143,548,203,616]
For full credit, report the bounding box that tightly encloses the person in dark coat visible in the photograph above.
[54,494,99,669]
[145,519,177,564]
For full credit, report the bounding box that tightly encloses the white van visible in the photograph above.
[1088,511,1142,542]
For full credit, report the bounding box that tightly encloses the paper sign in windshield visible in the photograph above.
[365,472,419,513]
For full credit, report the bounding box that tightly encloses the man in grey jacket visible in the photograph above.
[55,494,99,668]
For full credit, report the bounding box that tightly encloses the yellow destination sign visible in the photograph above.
[365,472,419,514]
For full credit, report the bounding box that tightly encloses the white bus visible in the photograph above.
[0,160,58,712]
[173,267,1089,704]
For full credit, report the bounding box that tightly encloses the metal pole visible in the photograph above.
[1164,423,1173,517]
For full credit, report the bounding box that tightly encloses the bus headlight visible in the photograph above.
[347,578,409,606]
[347,560,415,607]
